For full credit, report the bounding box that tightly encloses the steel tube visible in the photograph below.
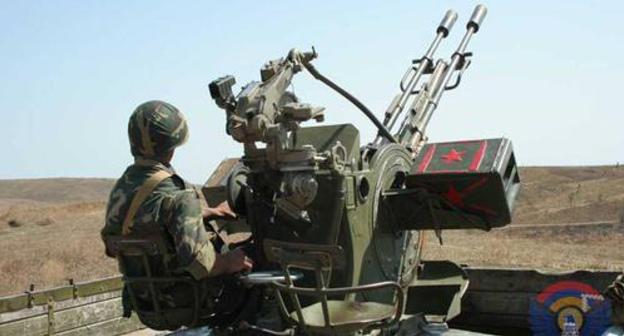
[408,5,487,151]
[374,9,457,145]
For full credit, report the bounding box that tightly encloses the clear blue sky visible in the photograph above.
[1,1,622,183]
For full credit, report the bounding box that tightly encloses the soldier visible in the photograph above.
[101,100,253,330]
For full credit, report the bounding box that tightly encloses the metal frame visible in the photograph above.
[0,276,123,314]
[264,239,404,334]
[114,238,201,328]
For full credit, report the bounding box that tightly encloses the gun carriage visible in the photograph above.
[203,4,519,335]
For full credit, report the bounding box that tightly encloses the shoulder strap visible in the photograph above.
[122,170,173,235]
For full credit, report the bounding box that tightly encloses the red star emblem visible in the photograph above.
[442,177,497,216]
[441,149,465,164]
[444,185,464,207]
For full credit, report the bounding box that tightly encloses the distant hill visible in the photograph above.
[0,178,115,204]
[0,166,623,223]
[514,166,624,224]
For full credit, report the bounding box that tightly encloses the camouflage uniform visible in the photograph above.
[101,159,216,279]
[101,101,218,329]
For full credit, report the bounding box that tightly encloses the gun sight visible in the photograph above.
[209,75,236,109]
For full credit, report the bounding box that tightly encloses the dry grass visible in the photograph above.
[423,225,624,271]
[0,201,117,295]
[0,166,623,296]
[422,166,624,271]
[514,166,624,224]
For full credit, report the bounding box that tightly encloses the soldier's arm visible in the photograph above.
[192,185,237,220]
[166,190,251,279]
[166,190,217,279]
[202,201,237,220]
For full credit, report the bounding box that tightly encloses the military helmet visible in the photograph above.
[128,100,189,159]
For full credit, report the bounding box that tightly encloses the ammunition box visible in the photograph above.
[383,138,519,230]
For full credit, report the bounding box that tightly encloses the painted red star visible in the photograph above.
[443,185,464,207]
[441,149,466,164]
[442,177,497,216]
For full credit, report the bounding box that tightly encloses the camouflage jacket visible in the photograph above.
[101,159,216,279]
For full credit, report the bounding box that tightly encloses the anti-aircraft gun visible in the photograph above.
[204,5,520,335]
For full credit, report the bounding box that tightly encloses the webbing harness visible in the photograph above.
[122,170,173,235]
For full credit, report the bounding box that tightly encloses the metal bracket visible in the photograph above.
[402,53,473,95]
[69,278,78,299]
[445,52,473,91]
[400,58,434,93]
[25,284,35,308]
[47,297,56,335]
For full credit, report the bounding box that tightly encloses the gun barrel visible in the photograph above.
[400,60,447,138]
[429,5,487,119]
[455,4,487,55]
[437,10,458,37]
[406,5,488,154]
[467,4,487,33]
[377,9,457,145]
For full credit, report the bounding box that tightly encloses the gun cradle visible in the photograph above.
[382,138,519,230]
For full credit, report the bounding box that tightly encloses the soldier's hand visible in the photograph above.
[202,201,237,220]
[211,248,253,276]
[222,248,253,274]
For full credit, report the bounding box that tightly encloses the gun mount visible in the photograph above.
[204,4,521,335]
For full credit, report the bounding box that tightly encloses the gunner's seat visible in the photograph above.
[105,236,202,330]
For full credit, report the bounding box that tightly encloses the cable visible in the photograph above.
[303,62,397,144]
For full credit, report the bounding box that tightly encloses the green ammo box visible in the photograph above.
[383,138,520,230]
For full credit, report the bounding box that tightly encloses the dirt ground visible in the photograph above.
[1,166,623,296]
